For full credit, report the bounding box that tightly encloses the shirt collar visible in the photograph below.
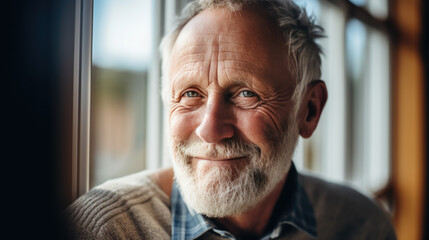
[171,163,317,239]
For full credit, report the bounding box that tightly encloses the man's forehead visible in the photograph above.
[175,7,285,50]
[172,32,271,57]
[167,7,294,93]
[170,7,288,65]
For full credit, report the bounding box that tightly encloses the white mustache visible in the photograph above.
[177,139,260,159]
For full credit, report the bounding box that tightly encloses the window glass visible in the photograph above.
[365,28,390,192]
[350,0,388,19]
[90,0,153,187]
[294,0,320,17]
[349,0,366,7]
[366,0,388,19]
[346,18,369,189]
[346,18,391,193]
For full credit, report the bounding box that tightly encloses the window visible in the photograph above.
[292,0,392,199]
[90,0,153,187]
[72,0,188,195]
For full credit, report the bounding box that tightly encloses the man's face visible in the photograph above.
[168,8,300,217]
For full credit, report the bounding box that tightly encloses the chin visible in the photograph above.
[170,119,299,217]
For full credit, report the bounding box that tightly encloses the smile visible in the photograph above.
[193,156,247,162]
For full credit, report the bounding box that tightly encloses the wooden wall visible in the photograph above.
[391,0,425,239]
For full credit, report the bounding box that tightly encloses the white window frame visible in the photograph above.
[72,0,93,199]
[145,0,166,170]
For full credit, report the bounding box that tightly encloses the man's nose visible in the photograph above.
[195,97,235,143]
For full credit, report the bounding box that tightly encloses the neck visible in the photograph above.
[212,174,287,239]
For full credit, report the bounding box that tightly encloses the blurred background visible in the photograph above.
[4,0,428,238]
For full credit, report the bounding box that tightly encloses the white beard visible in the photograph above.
[170,117,299,218]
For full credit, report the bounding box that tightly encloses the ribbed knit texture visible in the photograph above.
[67,170,171,239]
[67,170,396,240]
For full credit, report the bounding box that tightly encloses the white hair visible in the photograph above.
[160,0,325,112]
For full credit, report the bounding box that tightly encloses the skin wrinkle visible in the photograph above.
[256,106,285,134]
[222,62,269,79]
[171,84,292,142]
[173,52,206,70]
[227,74,294,103]
[223,68,277,98]
[168,7,301,222]
[169,26,295,105]
[219,52,281,79]
[176,49,206,60]
[223,67,264,88]
[215,34,221,88]
[173,83,291,133]
[218,50,267,66]
[172,63,294,111]
[171,29,290,76]
[171,84,293,141]
[174,59,205,74]
[230,96,261,110]
[171,70,203,96]
[179,62,204,72]
[221,59,294,96]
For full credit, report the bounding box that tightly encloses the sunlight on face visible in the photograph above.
[168,8,299,217]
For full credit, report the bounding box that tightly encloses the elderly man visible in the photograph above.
[68,0,396,239]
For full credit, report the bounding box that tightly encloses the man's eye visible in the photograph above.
[184,91,200,98]
[238,90,256,97]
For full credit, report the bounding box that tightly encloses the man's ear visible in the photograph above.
[299,80,328,138]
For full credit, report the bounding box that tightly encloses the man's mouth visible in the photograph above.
[193,156,247,162]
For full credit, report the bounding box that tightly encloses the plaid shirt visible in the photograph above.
[171,164,317,240]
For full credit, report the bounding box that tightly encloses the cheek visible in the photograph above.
[169,108,200,141]
[235,110,284,150]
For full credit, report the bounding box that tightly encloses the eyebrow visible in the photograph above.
[171,70,206,97]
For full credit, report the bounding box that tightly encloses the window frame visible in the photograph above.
[72,0,93,199]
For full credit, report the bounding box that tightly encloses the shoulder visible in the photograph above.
[298,172,396,240]
[67,168,173,239]
[299,172,375,208]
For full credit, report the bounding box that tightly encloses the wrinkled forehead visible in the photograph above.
[168,7,292,83]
